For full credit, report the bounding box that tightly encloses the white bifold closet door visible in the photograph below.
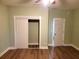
[14,18,28,48]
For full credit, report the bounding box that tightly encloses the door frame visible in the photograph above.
[52,18,65,46]
[14,16,41,48]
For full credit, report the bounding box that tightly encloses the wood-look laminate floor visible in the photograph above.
[0,49,49,59]
[49,46,79,59]
[0,46,79,59]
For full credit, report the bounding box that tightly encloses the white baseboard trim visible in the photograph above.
[28,43,38,45]
[0,47,16,57]
[50,44,79,51]
[9,47,16,49]
[48,44,53,46]
[40,46,48,49]
[71,44,79,51]
[63,44,72,46]
[63,44,79,51]
[0,48,9,57]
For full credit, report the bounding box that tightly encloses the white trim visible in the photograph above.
[71,44,79,51]
[48,44,53,46]
[63,44,72,46]
[0,48,9,57]
[14,16,41,20]
[14,16,16,48]
[28,43,39,45]
[0,47,17,57]
[40,46,48,49]
[63,19,65,45]
[14,16,41,49]
[63,44,79,51]
[9,47,16,49]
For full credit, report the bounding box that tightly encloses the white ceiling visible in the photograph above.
[0,0,79,9]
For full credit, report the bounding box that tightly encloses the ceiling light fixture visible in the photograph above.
[50,0,55,4]
[42,0,49,6]
[42,0,55,6]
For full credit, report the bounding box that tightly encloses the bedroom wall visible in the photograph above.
[9,6,48,48]
[72,9,79,48]
[0,4,10,54]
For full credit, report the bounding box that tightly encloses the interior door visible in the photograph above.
[53,18,65,46]
[14,18,28,48]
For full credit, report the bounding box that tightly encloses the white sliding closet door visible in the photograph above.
[14,18,28,48]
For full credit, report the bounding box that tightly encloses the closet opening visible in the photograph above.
[28,19,40,48]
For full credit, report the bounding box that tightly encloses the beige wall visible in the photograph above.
[72,9,79,48]
[48,8,72,44]
[0,4,10,54]
[9,6,48,48]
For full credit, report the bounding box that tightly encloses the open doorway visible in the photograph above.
[28,19,40,48]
